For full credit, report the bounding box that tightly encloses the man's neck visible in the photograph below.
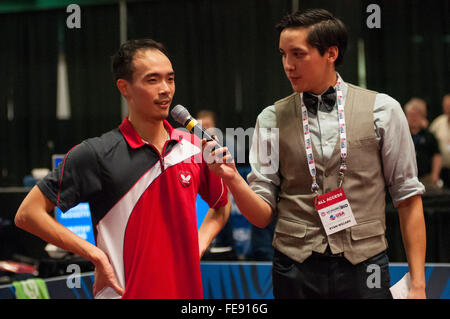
[309,71,337,95]
[128,114,168,152]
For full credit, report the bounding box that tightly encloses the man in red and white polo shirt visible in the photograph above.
[15,39,230,299]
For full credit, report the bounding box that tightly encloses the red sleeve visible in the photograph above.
[198,161,228,209]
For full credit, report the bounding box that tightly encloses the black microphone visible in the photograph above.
[171,104,232,162]
[170,104,216,142]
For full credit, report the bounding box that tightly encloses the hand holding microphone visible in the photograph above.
[170,104,234,165]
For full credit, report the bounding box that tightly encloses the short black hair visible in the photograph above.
[275,9,348,66]
[111,39,169,83]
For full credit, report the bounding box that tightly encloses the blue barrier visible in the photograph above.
[0,262,448,299]
[201,262,273,299]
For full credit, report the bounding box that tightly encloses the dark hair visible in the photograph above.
[111,39,169,83]
[275,9,348,66]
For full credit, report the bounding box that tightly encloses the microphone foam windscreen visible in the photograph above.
[171,104,191,125]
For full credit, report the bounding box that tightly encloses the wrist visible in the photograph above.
[89,247,108,267]
[223,168,242,187]
[410,279,426,290]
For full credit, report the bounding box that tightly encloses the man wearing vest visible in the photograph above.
[205,9,427,299]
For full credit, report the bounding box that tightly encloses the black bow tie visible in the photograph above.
[302,86,336,115]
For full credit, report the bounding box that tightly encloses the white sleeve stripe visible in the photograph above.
[210,178,225,209]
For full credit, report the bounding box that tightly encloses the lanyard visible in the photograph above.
[301,81,347,195]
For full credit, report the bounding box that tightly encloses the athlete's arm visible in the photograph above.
[15,186,124,296]
[198,196,231,258]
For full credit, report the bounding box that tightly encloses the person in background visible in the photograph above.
[197,110,236,260]
[197,110,217,133]
[429,94,450,188]
[405,98,442,190]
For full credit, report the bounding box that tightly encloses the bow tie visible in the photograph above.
[302,86,336,115]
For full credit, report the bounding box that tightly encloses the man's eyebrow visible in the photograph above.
[291,47,307,53]
[279,47,306,53]
[145,73,160,77]
[145,72,175,77]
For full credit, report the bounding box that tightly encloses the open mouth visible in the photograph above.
[156,100,171,107]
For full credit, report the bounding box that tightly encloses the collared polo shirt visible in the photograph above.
[38,117,228,299]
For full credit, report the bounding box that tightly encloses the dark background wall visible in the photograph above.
[0,0,449,186]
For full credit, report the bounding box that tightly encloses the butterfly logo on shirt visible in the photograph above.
[178,171,193,187]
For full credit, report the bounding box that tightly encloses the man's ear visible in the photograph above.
[327,46,339,64]
[116,79,129,98]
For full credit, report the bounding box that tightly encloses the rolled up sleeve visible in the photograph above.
[374,94,425,207]
[247,105,280,211]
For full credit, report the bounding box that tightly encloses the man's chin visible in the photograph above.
[142,111,169,122]
[290,82,305,93]
[161,108,171,120]
[156,112,169,121]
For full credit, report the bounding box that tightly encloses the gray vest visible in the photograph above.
[273,84,388,265]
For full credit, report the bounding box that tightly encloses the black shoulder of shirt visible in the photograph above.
[37,128,125,212]
[83,128,124,157]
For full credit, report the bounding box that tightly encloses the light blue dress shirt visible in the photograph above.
[248,74,425,209]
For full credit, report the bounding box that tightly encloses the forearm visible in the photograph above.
[225,174,274,228]
[15,186,105,265]
[198,199,231,255]
[397,195,427,292]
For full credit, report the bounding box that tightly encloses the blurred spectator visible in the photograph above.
[404,98,442,190]
[197,110,249,165]
[197,110,256,260]
[196,110,228,154]
[429,94,450,188]
[197,110,217,132]
[197,110,237,260]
